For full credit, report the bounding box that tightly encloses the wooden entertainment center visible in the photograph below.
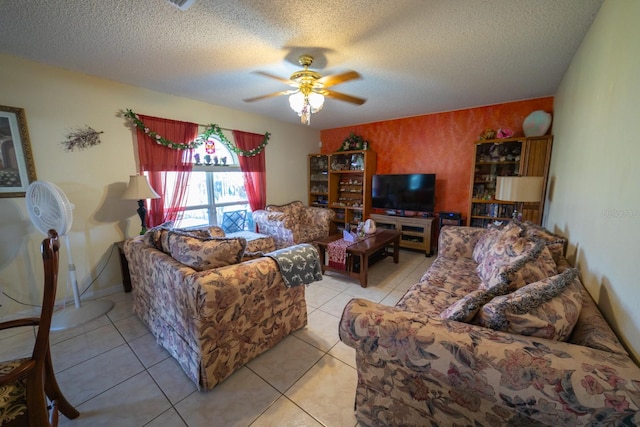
[369,213,435,256]
[309,149,434,256]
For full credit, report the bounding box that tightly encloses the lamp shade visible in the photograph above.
[122,174,160,200]
[495,176,544,202]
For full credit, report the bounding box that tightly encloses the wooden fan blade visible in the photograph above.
[252,71,293,85]
[317,71,361,88]
[243,90,296,103]
[322,89,366,105]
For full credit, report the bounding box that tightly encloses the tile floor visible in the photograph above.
[0,249,434,427]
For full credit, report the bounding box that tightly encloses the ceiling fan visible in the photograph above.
[244,54,366,125]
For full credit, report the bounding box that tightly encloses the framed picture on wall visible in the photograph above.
[0,105,37,198]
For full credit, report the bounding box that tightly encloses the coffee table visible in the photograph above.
[315,229,401,287]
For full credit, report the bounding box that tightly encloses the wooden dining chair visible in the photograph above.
[0,229,79,427]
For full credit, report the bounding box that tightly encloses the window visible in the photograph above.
[164,137,252,231]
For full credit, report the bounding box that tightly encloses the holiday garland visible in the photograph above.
[123,109,270,157]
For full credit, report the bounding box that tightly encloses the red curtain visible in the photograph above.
[136,115,198,227]
[232,130,267,214]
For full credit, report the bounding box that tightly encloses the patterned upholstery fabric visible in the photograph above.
[143,222,227,254]
[517,220,567,264]
[167,232,246,271]
[338,225,640,425]
[123,236,308,391]
[226,231,276,261]
[0,358,29,424]
[475,268,583,341]
[252,201,335,249]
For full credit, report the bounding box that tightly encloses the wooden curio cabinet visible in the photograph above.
[308,154,329,208]
[468,136,552,228]
[327,150,377,234]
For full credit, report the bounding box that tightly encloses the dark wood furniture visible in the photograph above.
[369,214,435,256]
[315,229,401,287]
[0,230,79,426]
[115,241,132,292]
[468,135,552,227]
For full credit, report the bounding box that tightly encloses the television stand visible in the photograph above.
[370,213,435,256]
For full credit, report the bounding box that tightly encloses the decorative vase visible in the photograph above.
[522,110,552,137]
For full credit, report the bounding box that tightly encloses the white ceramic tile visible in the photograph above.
[0,327,34,360]
[293,309,340,352]
[58,371,171,427]
[286,354,358,427]
[251,396,323,427]
[49,314,111,345]
[247,335,324,393]
[56,343,144,406]
[148,356,197,405]
[114,314,149,342]
[342,284,391,303]
[328,341,357,369]
[51,324,125,372]
[145,407,187,426]
[106,292,134,322]
[176,367,280,427]
[315,275,353,293]
[379,289,407,306]
[129,332,170,368]
[318,293,357,318]
[304,284,340,308]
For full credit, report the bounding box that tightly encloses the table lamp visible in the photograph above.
[495,176,544,221]
[122,174,160,234]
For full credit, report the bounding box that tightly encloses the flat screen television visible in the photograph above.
[372,173,436,213]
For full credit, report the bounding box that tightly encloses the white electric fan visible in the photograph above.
[26,181,113,330]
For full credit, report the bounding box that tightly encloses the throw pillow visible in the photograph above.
[143,221,174,252]
[477,237,558,292]
[472,225,503,264]
[440,283,511,322]
[168,232,247,271]
[517,220,567,264]
[161,227,213,253]
[475,268,582,341]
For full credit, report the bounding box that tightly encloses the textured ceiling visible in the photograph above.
[0,0,603,129]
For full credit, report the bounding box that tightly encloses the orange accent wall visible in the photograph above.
[320,97,553,217]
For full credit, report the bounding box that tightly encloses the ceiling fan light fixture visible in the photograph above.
[308,92,325,111]
[289,91,324,125]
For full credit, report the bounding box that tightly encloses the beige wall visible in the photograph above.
[547,0,640,361]
[0,54,319,316]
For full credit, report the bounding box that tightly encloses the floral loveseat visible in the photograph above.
[123,223,307,391]
[339,223,640,426]
[252,200,335,249]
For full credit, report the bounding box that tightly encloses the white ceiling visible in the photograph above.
[0,0,603,130]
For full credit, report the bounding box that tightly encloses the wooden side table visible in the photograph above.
[115,241,132,292]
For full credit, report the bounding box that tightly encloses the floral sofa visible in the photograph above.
[123,223,307,391]
[339,223,640,426]
[252,200,335,249]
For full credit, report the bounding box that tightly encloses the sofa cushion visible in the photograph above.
[266,201,304,218]
[472,225,504,264]
[143,221,174,252]
[477,237,558,291]
[517,220,566,264]
[440,282,511,323]
[168,232,247,271]
[475,268,582,341]
[162,227,212,253]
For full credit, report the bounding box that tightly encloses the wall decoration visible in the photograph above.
[123,109,270,156]
[0,105,37,198]
[338,132,369,151]
[61,125,104,151]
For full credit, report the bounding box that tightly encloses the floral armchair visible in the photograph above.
[252,201,335,249]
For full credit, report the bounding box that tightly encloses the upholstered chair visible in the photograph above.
[252,201,335,249]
